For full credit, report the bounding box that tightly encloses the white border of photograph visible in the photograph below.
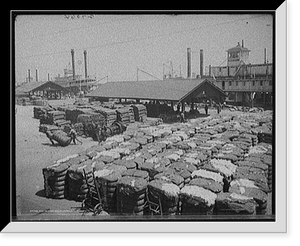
[1,1,287,233]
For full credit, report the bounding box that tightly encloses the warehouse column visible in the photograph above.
[249,92,254,108]
[191,98,195,111]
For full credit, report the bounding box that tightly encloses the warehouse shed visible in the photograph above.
[86,78,226,104]
[15,81,70,99]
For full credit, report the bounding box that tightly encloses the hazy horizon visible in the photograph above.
[14,13,273,84]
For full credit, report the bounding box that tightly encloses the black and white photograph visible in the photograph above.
[6,5,288,234]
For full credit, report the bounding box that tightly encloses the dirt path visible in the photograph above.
[15,104,96,217]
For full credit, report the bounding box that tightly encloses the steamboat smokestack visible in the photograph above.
[28,69,31,82]
[200,49,203,77]
[187,48,191,78]
[71,49,76,80]
[36,69,38,82]
[83,50,88,79]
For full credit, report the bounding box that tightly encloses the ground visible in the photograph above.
[14,100,272,220]
[15,100,97,219]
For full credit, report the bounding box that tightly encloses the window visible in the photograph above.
[252,81,255,86]
[260,81,263,86]
[222,81,225,89]
[229,51,240,58]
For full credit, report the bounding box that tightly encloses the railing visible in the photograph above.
[222,86,273,92]
[213,79,273,93]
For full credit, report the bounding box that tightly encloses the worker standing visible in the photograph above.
[95,124,107,143]
[176,104,180,114]
[94,124,101,143]
[205,103,208,115]
[217,103,221,114]
[180,110,186,123]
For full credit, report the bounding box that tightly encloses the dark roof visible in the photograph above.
[86,78,226,102]
[16,81,47,94]
[226,43,250,52]
[15,81,69,95]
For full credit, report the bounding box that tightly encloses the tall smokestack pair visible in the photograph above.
[187,48,204,78]
[71,49,88,80]
[27,69,38,82]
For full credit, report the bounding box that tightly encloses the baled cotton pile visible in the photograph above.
[191,169,224,184]
[40,105,273,217]
[210,158,237,177]
[179,185,217,215]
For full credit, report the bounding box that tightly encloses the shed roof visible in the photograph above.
[15,81,69,95]
[87,78,226,102]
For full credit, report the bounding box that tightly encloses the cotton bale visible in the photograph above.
[179,185,217,215]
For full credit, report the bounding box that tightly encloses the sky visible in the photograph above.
[14,13,273,84]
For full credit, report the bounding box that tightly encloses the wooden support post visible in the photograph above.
[191,100,194,111]
[250,92,254,108]
[242,92,246,106]
[181,101,185,112]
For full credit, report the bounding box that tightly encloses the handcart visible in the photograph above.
[81,169,104,216]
